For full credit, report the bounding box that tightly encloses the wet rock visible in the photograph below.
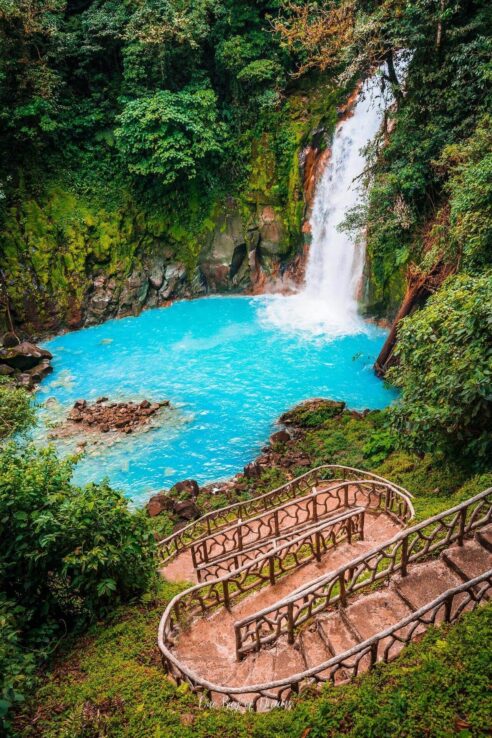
[270,429,291,445]
[200,203,247,291]
[172,479,200,499]
[258,206,286,256]
[0,364,14,376]
[118,270,149,316]
[173,499,200,521]
[65,398,168,434]
[244,461,261,479]
[0,341,52,371]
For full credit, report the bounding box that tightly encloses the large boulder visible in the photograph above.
[173,499,200,521]
[0,341,52,371]
[117,270,149,316]
[258,206,286,256]
[270,429,291,445]
[200,204,247,290]
[147,493,173,518]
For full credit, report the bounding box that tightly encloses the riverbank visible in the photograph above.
[12,399,492,737]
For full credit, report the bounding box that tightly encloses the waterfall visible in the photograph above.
[260,72,392,339]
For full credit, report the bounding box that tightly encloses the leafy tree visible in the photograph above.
[115,86,225,184]
[389,273,492,461]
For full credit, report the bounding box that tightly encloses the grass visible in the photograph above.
[15,404,492,737]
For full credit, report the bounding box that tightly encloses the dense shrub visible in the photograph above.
[0,443,156,623]
[115,86,225,185]
[389,273,492,461]
[0,441,156,732]
[0,379,35,439]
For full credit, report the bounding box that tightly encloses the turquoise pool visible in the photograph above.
[37,296,395,505]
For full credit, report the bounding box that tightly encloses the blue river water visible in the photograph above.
[37,296,395,506]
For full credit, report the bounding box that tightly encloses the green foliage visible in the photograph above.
[437,116,492,272]
[356,0,492,317]
[115,87,225,186]
[0,443,156,622]
[0,441,157,731]
[0,379,34,439]
[0,595,37,732]
[389,273,492,461]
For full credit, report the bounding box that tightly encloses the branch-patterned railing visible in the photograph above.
[157,465,414,564]
[161,507,366,639]
[158,568,492,711]
[191,478,412,579]
[196,507,365,582]
[234,487,492,658]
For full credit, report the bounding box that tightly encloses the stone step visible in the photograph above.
[299,624,333,668]
[318,610,361,654]
[476,523,492,552]
[393,558,463,612]
[363,512,401,542]
[442,538,492,582]
[343,588,414,662]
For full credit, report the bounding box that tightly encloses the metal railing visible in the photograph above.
[156,465,414,564]
[234,487,492,658]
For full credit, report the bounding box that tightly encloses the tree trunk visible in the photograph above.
[374,278,428,377]
[374,259,455,377]
[384,50,402,102]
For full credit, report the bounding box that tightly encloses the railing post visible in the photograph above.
[347,517,352,545]
[273,509,280,537]
[268,553,276,585]
[339,572,347,607]
[359,510,365,541]
[401,536,408,577]
[287,601,295,644]
[315,530,322,561]
[235,624,243,662]
[443,595,453,623]
[237,519,243,552]
[223,579,231,611]
[344,483,349,508]
[370,641,378,667]
[312,488,318,523]
[206,516,211,536]
[191,543,198,570]
[458,508,466,546]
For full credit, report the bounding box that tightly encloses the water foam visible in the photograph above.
[260,73,392,339]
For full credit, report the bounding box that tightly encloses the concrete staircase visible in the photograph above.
[158,476,491,711]
[172,528,491,692]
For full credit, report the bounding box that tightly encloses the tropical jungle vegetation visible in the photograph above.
[0,0,491,736]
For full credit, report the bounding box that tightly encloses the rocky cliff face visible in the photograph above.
[2,82,339,336]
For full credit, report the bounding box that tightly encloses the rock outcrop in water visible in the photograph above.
[65,397,170,434]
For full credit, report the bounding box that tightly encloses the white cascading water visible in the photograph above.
[261,72,393,338]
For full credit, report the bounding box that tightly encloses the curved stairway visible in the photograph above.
[157,470,491,711]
